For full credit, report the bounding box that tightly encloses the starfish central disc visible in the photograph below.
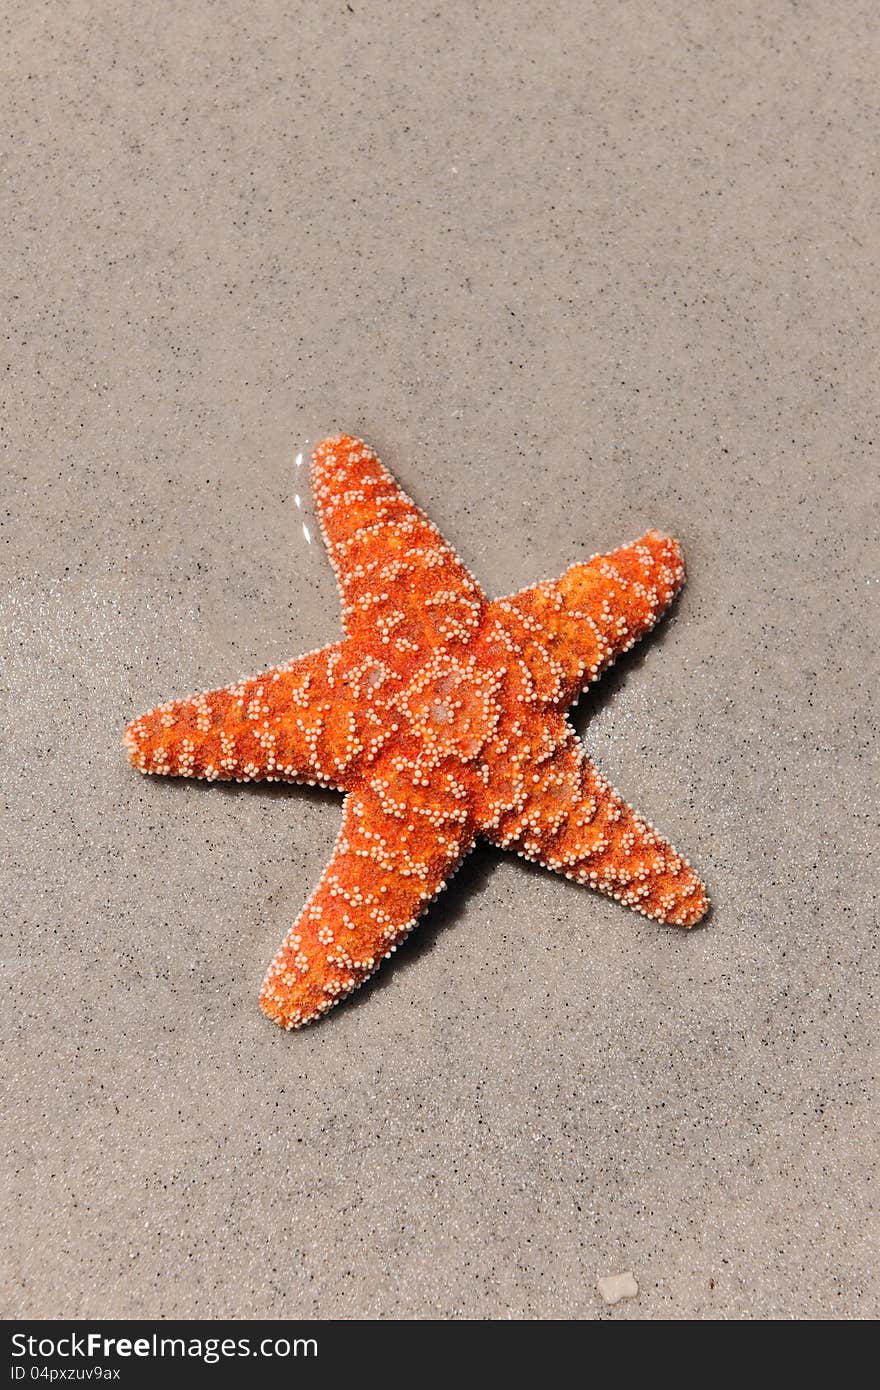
[403,654,500,761]
[125,434,709,1030]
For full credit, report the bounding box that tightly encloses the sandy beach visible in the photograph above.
[2,1,876,1319]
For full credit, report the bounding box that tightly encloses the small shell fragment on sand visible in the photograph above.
[598,1271,639,1305]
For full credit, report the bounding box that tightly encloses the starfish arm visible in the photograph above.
[259,778,476,1029]
[492,531,686,705]
[311,435,486,667]
[483,725,708,927]
[123,640,382,790]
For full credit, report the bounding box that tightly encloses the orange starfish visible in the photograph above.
[125,435,708,1029]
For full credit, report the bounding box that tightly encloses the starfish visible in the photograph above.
[125,435,708,1029]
